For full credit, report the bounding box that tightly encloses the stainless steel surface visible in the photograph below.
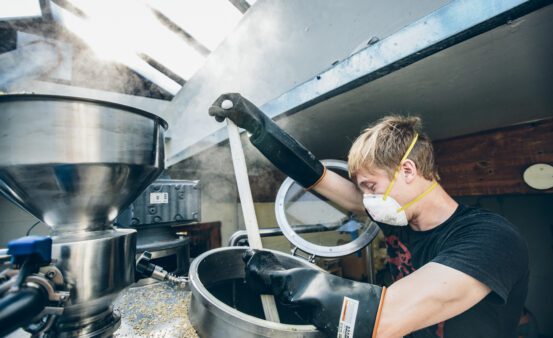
[51,229,136,320]
[0,94,167,232]
[188,247,324,338]
[0,94,168,337]
[275,160,379,258]
[54,308,121,338]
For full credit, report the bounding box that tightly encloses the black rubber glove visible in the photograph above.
[243,250,386,338]
[209,93,326,189]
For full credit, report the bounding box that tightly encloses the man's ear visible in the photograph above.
[400,159,417,183]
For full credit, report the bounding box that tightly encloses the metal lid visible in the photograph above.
[274,160,379,258]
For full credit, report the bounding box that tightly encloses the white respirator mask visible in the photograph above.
[363,193,409,226]
[362,133,438,226]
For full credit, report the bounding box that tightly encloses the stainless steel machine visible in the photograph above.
[116,178,201,286]
[0,94,167,337]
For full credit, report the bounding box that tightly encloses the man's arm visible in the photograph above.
[243,251,492,338]
[375,262,491,338]
[209,93,365,212]
[313,169,365,213]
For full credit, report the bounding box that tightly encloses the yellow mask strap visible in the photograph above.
[397,180,438,212]
[383,133,419,200]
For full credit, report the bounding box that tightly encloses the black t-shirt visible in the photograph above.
[378,204,529,338]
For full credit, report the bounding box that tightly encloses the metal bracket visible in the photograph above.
[291,246,298,256]
[25,267,68,303]
[21,266,69,336]
[290,247,317,263]
[38,306,65,317]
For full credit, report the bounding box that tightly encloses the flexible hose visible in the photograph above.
[0,287,48,337]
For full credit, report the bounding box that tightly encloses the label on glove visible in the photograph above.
[337,296,359,338]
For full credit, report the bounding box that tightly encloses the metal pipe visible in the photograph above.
[228,223,342,247]
[0,287,49,337]
[0,277,16,296]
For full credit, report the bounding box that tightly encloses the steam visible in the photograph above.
[1,0,219,98]
[167,133,285,242]
[49,0,184,95]
[0,38,63,91]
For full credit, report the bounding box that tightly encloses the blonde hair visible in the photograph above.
[348,115,439,181]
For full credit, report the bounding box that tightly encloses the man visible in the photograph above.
[209,93,529,338]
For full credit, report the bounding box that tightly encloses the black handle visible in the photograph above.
[0,287,48,336]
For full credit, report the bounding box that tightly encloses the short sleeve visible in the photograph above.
[431,214,528,304]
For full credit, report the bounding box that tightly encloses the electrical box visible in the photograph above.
[116,179,200,227]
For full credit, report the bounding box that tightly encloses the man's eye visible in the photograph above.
[361,183,375,193]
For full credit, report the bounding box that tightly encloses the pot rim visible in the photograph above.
[189,247,322,333]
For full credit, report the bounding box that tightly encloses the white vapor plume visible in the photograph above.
[0,41,61,90]
[49,0,203,95]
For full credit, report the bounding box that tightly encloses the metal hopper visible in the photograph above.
[0,94,168,337]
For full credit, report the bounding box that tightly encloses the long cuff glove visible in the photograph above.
[208,93,326,189]
[243,250,386,338]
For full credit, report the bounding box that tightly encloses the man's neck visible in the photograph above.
[408,185,458,231]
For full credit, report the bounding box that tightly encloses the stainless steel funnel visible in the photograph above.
[0,94,167,232]
[0,94,168,337]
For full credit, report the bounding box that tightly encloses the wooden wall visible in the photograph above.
[434,118,553,196]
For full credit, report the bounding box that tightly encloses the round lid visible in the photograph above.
[523,163,553,190]
[274,159,380,258]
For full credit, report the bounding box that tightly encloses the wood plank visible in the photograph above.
[226,120,281,323]
[433,118,553,196]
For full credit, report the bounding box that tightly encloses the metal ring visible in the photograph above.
[275,159,379,258]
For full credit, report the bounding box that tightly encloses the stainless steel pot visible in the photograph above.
[188,247,325,338]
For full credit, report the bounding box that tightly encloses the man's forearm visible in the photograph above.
[374,263,491,337]
[375,280,437,337]
[312,170,365,212]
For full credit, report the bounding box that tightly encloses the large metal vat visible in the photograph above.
[188,247,324,338]
[0,94,167,337]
